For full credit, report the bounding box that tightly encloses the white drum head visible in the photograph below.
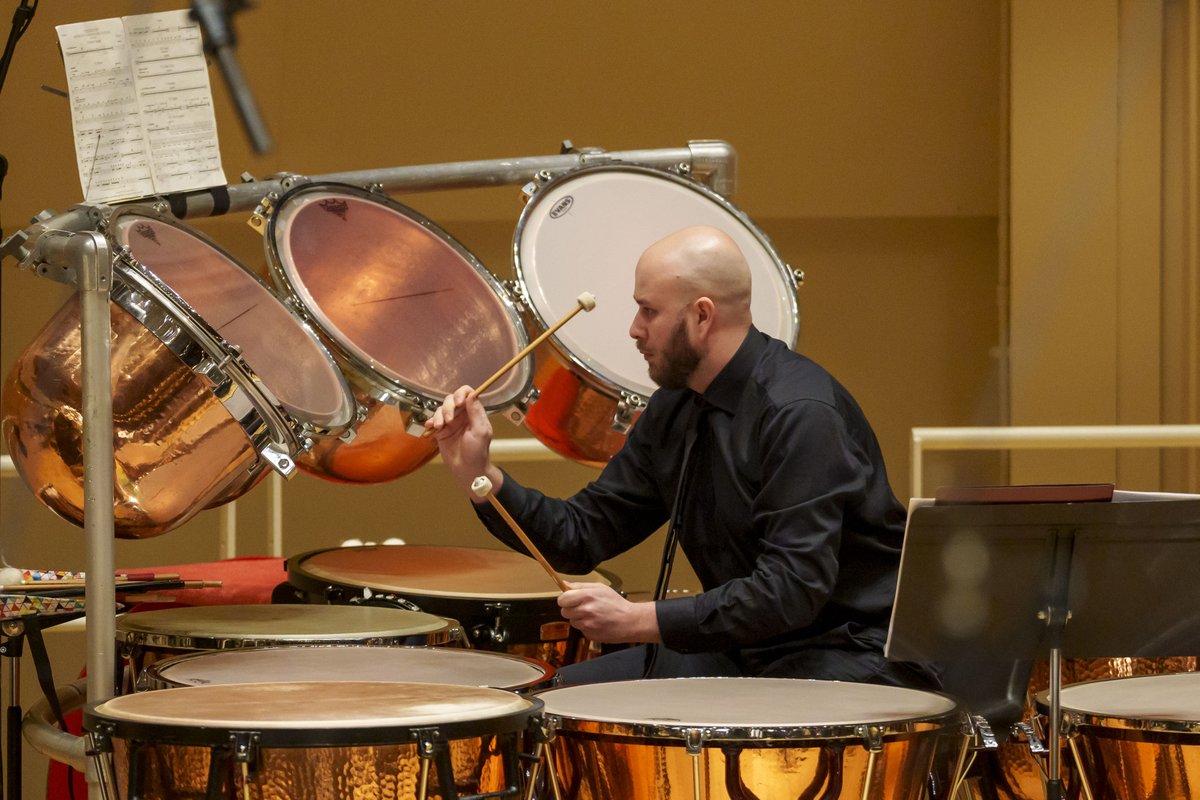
[515,167,799,399]
[539,677,957,729]
[153,645,550,690]
[116,604,450,643]
[94,681,533,729]
[1056,673,1200,722]
[113,212,355,432]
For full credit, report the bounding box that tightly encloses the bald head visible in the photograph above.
[637,225,752,324]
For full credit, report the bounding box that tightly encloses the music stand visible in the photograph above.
[885,490,1200,800]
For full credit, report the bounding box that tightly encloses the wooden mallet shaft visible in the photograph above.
[471,476,570,592]
[421,292,596,438]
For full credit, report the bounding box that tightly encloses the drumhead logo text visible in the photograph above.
[549,196,574,218]
[317,199,350,220]
[133,222,161,245]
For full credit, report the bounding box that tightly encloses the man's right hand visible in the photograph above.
[427,385,504,501]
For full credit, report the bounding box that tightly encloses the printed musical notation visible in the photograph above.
[56,10,227,203]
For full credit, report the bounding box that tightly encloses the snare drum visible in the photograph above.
[513,165,800,464]
[535,678,965,800]
[2,207,356,538]
[116,604,458,692]
[143,645,553,693]
[260,182,535,483]
[285,544,615,667]
[84,681,541,799]
[1040,672,1200,800]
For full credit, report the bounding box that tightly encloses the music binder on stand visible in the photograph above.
[885,487,1200,800]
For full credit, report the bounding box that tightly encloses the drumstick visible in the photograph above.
[471,475,570,592]
[421,292,596,438]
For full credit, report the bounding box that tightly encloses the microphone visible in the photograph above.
[190,0,273,155]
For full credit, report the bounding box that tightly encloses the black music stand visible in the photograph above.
[885,490,1200,800]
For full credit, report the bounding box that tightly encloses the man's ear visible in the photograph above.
[694,296,716,331]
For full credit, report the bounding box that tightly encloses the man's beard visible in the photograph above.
[648,316,702,390]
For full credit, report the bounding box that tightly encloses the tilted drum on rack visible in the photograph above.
[282,544,617,668]
[255,181,536,483]
[532,677,968,800]
[115,603,459,693]
[512,164,801,465]
[1,205,358,538]
[84,681,542,800]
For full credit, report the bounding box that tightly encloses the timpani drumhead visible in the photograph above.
[290,544,607,599]
[540,677,959,737]
[1048,672,1200,726]
[91,681,534,730]
[147,645,553,692]
[116,604,455,649]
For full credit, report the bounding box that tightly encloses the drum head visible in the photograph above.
[266,183,531,409]
[1050,673,1200,727]
[112,209,356,435]
[514,166,799,399]
[539,678,959,741]
[290,544,608,600]
[116,604,454,648]
[88,681,539,745]
[149,645,552,691]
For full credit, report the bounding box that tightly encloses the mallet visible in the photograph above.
[421,292,596,437]
[471,475,569,592]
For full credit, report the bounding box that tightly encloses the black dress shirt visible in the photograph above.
[478,327,937,687]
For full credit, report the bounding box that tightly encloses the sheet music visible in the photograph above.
[56,10,226,203]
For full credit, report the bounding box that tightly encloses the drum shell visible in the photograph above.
[261,182,534,484]
[284,545,617,667]
[85,681,540,800]
[512,164,799,466]
[962,656,1198,800]
[520,333,631,467]
[1040,673,1200,800]
[539,679,965,800]
[1,297,264,539]
[116,604,460,692]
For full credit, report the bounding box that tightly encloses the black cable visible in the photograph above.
[0,0,38,98]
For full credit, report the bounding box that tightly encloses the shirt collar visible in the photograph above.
[697,326,764,414]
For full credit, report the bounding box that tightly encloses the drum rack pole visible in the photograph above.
[15,229,117,795]
[158,140,738,219]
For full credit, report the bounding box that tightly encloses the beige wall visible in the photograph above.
[4,1,1199,795]
[2,0,1006,576]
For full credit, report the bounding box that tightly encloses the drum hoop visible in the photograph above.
[84,694,543,749]
[542,708,963,745]
[107,250,304,464]
[511,163,800,401]
[144,644,555,692]
[122,628,455,652]
[107,206,359,439]
[262,181,534,412]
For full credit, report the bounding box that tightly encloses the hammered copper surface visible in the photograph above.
[298,389,436,483]
[1,297,261,538]
[110,736,511,800]
[522,349,634,466]
[546,730,950,800]
[964,657,1199,800]
[269,188,529,484]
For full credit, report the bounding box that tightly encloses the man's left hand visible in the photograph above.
[557,582,662,644]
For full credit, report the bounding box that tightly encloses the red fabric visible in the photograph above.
[45,557,286,798]
[118,555,286,607]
